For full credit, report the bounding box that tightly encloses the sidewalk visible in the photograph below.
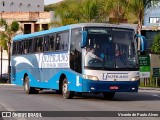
[139,87,160,91]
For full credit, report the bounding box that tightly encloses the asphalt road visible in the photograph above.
[0,84,160,120]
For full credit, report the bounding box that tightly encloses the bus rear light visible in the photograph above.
[82,75,99,81]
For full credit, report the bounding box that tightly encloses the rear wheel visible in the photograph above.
[62,78,74,99]
[24,76,39,94]
[103,92,115,100]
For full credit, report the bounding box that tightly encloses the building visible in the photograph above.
[142,0,160,53]
[0,11,54,34]
[144,0,160,26]
[0,0,44,12]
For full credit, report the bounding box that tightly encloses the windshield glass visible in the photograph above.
[84,27,138,70]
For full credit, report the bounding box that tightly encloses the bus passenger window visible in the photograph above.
[24,40,28,54]
[20,41,24,54]
[44,35,49,51]
[61,31,69,51]
[16,41,20,54]
[56,34,61,50]
[28,39,33,53]
[33,38,38,53]
[38,37,43,52]
[12,42,17,55]
[49,34,55,51]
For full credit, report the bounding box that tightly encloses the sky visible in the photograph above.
[44,0,63,5]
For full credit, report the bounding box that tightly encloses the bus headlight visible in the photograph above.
[82,75,99,81]
[130,76,140,81]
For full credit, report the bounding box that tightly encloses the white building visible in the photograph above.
[0,0,44,12]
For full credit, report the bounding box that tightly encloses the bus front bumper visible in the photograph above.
[82,79,139,93]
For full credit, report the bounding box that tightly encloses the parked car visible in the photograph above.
[0,73,9,83]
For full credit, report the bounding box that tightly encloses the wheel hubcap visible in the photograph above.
[24,81,28,91]
[63,83,68,94]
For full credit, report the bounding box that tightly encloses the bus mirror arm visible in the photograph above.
[81,31,87,48]
[135,34,146,52]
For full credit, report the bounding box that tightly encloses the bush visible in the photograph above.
[151,33,160,54]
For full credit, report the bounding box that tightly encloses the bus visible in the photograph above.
[11,23,145,99]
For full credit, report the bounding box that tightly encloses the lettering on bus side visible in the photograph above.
[102,73,128,80]
[42,53,69,68]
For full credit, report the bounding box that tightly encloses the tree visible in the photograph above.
[0,18,20,83]
[50,0,113,26]
[151,33,160,54]
[127,0,145,35]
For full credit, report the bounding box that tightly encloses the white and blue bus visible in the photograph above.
[11,23,145,99]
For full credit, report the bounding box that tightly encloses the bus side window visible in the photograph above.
[61,31,69,51]
[24,40,28,54]
[56,33,61,51]
[21,40,24,54]
[38,37,43,52]
[33,38,38,53]
[44,35,49,51]
[12,42,17,55]
[49,34,55,51]
[28,39,33,53]
[16,41,20,54]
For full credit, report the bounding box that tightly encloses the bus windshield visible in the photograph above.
[84,27,138,69]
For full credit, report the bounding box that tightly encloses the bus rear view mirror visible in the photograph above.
[135,34,146,52]
[81,31,87,48]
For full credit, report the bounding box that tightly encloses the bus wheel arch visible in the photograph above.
[23,74,38,94]
[60,74,74,99]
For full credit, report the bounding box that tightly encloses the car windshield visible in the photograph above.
[84,27,138,70]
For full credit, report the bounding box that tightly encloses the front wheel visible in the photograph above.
[24,76,39,94]
[103,92,115,100]
[62,78,74,99]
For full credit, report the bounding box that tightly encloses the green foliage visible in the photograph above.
[0,18,7,29]
[151,33,160,54]
[46,0,146,28]
[49,0,113,26]
[11,21,19,32]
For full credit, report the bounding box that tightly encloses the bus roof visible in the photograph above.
[13,23,134,41]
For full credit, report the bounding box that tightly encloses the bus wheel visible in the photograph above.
[24,76,39,94]
[62,78,74,99]
[103,92,115,100]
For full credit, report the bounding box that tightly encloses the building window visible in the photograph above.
[149,17,160,24]
[11,2,13,5]
[19,3,22,6]
[28,4,31,7]
[2,1,5,6]
[37,5,40,7]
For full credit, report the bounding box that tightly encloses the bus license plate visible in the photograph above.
[110,86,119,90]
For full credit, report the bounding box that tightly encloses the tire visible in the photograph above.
[103,92,115,100]
[62,78,74,99]
[24,76,39,94]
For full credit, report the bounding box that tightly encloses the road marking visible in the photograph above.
[0,101,26,120]
[152,94,160,98]
[0,84,16,86]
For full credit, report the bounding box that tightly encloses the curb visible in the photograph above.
[139,87,160,91]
